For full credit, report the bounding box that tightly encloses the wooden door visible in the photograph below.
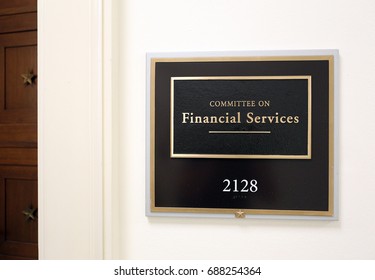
[0,0,38,260]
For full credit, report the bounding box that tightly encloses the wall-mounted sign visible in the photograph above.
[146,50,338,219]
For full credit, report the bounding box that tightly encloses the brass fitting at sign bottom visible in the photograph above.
[235,210,246,218]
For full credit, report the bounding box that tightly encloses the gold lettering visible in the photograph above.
[246,112,300,124]
[246,112,254,123]
[182,112,190,123]
[210,116,218,123]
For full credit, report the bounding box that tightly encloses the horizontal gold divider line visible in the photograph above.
[209,130,271,134]
[171,153,311,159]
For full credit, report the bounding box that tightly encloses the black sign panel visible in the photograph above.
[148,53,336,218]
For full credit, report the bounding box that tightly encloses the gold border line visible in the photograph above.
[170,76,312,159]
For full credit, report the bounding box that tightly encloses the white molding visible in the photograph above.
[38,0,105,259]
[103,0,118,260]
[89,0,104,260]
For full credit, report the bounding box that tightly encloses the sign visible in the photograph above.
[147,51,338,219]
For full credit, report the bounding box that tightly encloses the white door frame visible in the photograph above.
[38,0,113,259]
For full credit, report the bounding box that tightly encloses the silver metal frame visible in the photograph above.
[146,50,339,220]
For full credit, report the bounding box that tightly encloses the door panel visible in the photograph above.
[0,166,37,259]
[5,179,38,243]
[0,31,37,123]
[5,45,37,110]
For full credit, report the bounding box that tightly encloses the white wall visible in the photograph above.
[117,0,375,259]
